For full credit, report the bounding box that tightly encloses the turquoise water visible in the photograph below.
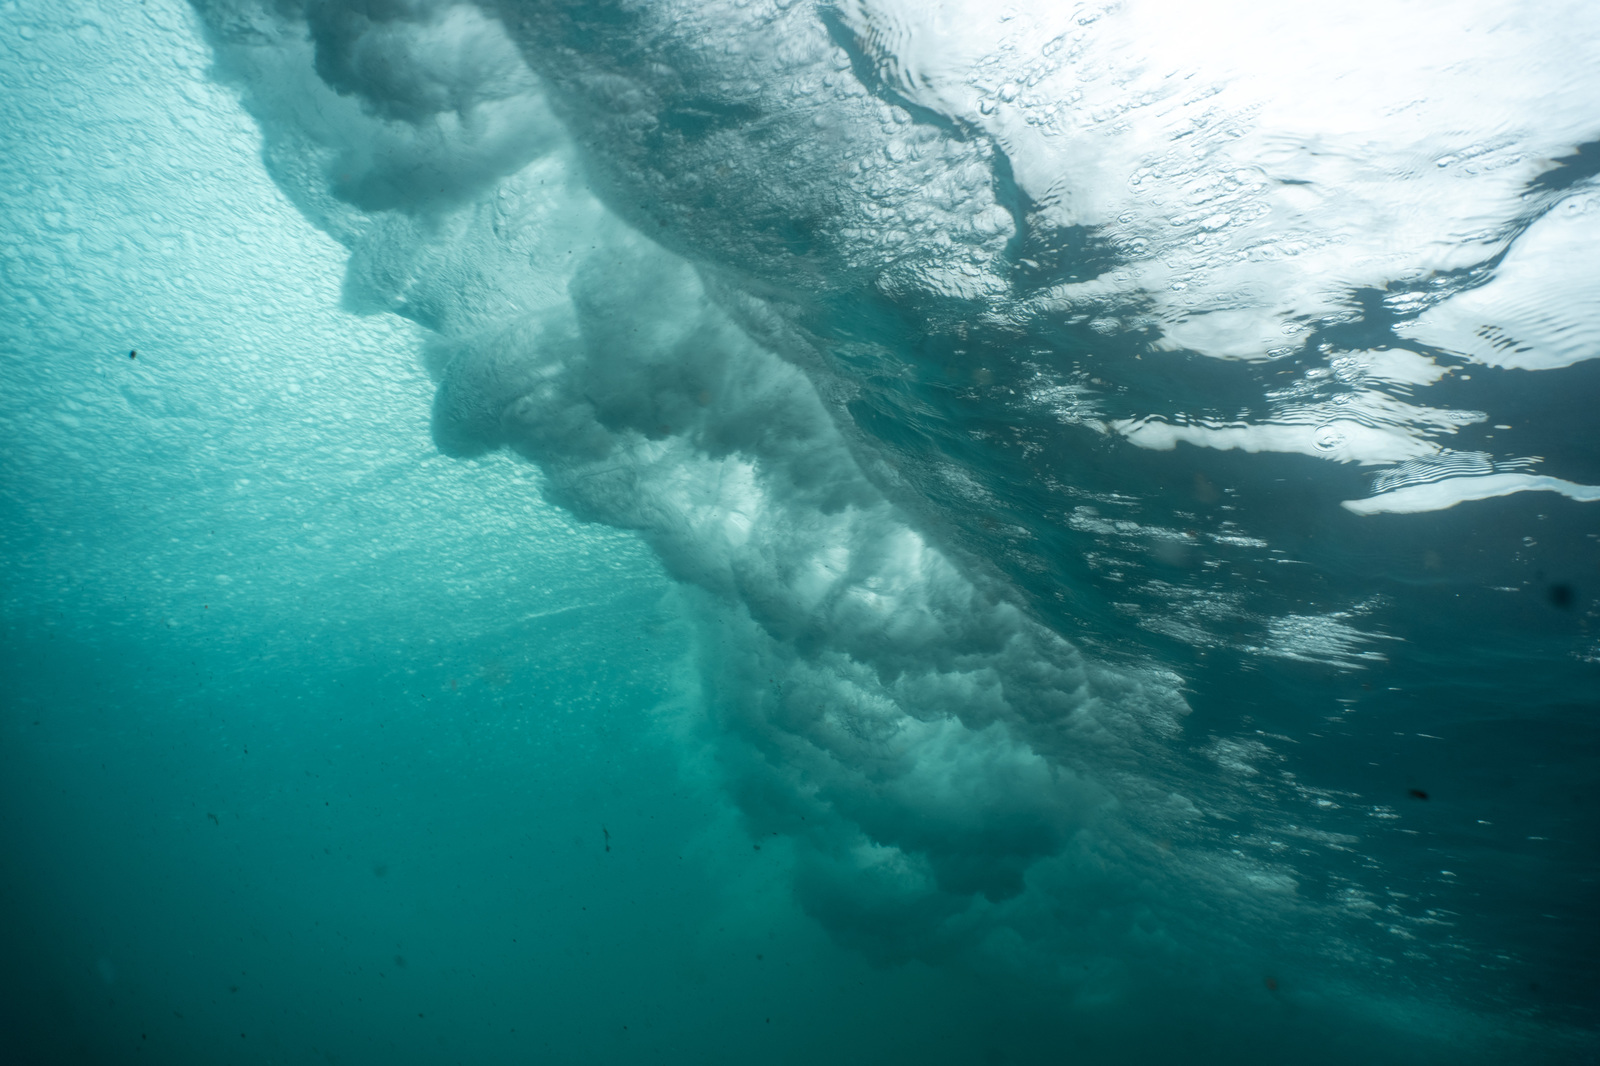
[2,1,1596,1063]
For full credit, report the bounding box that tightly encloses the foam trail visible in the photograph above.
[1343,473,1600,515]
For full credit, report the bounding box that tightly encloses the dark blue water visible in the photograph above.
[2,1,1597,1062]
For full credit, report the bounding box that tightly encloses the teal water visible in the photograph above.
[2,1,1597,1063]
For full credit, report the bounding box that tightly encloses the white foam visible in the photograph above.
[1115,415,1446,466]
[1343,473,1600,515]
[845,0,1600,360]
[1397,192,1600,371]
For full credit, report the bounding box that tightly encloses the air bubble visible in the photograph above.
[1312,426,1346,451]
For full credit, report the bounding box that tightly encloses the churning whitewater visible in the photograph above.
[2,0,1597,1063]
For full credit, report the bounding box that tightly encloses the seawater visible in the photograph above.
[1,1,1596,1063]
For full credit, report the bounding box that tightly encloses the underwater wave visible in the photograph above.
[22,0,1584,1058]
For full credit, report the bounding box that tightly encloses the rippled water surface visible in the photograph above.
[2,1,1597,1063]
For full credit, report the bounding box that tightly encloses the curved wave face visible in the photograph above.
[2,0,1597,1062]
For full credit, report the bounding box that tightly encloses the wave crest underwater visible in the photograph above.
[6,0,1598,1061]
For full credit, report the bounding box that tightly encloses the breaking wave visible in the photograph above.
[172,0,1600,1056]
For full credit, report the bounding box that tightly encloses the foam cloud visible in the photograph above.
[194,0,1202,944]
